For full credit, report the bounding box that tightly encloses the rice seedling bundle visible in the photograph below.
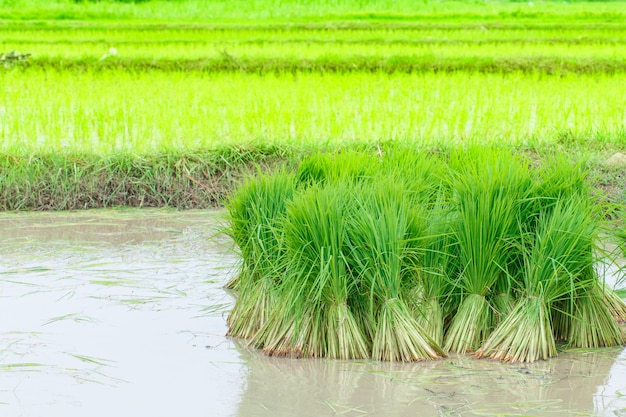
[443,150,534,353]
[226,148,626,363]
[476,197,614,362]
[225,170,296,339]
[347,181,444,361]
[255,181,371,359]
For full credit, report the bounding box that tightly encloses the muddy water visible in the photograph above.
[0,209,241,417]
[0,210,625,417]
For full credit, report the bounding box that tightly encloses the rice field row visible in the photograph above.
[6,23,626,43]
[5,20,626,73]
[2,70,625,154]
[9,39,626,63]
[3,0,626,22]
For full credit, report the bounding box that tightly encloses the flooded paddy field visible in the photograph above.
[0,209,625,417]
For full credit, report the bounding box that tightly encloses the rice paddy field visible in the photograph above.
[1,1,626,211]
[3,0,626,415]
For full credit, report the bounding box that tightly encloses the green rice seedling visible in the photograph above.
[3,70,626,155]
[347,181,445,361]
[4,0,626,22]
[408,206,459,346]
[534,156,590,210]
[477,197,611,362]
[257,181,370,359]
[443,150,533,354]
[565,281,624,349]
[607,229,626,324]
[225,170,296,339]
[7,22,626,53]
[602,285,626,325]
[380,149,449,208]
[295,150,380,187]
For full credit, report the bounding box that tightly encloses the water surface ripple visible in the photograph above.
[0,209,625,417]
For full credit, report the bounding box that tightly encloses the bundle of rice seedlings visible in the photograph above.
[478,296,554,363]
[379,152,454,345]
[258,181,370,359]
[406,203,459,346]
[225,170,296,339]
[602,284,626,324]
[347,182,445,361]
[608,230,626,324]
[565,282,624,348]
[444,151,532,354]
[477,197,610,362]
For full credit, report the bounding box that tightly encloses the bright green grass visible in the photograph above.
[5,23,626,47]
[3,21,626,72]
[7,34,626,63]
[2,69,624,154]
[2,0,626,23]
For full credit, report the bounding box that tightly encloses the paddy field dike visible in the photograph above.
[0,0,626,210]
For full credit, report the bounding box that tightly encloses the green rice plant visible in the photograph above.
[4,0,626,23]
[602,284,626,325]
[477,197,612,362]
[13,30,626,74]
[225,170,296,339]
[3,70,626,155]
[411,213,458,346]
[380,149,449,208]
[7,22,626,50]
[347,181,445,361]
[295,150,380,187]
[443,150,533,354]
[534,156,590,209]
[256,181,370,359]
[6,17,626,78]
[565,282,624,349]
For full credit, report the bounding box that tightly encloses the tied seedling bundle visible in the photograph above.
[225,148,626,363]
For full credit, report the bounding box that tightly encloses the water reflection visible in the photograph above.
[234,340,626,416]
[0,208,230,245]
[595,348,626,415]
[1,209,625,417]
[0,209,244,417]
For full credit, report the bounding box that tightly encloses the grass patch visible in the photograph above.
[2,143,626,211]
[0,147,289,210]
[11,55,626,74]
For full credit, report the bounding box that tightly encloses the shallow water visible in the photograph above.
[0,209,625,417]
